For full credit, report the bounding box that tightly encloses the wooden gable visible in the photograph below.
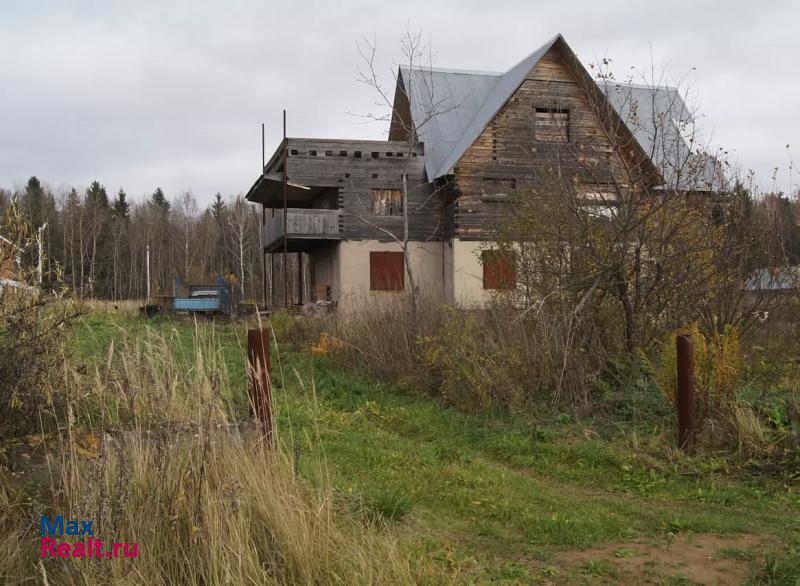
[450,43,656,238]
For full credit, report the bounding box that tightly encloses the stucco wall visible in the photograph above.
[443,240,454,305]
[336,240,444,313]
[450,238,494,309]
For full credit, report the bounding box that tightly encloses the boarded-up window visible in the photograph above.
[369,251,404,291]
[482,250,516,290]
[371,188,403,216]
[535,107,569,142]
[577,183,619,218]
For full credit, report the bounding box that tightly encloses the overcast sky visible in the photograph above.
[1,0,797,205]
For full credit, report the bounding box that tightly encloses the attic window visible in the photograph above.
[535,107,570,142]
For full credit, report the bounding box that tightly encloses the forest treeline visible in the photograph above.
[0,176,275,301]
[3,175,800,305]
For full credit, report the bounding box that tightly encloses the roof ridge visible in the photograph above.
[400,65,503,76]
[603,80,680,92]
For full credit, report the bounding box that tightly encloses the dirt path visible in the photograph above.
[554,533,772,584]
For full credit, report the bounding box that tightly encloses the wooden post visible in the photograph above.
[145,244,151,301]
[247,328,273,442]
[676,334,696,450]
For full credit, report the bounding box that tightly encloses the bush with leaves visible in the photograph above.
[0,204,77,441]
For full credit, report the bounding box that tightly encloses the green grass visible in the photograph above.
[72,310,800,581]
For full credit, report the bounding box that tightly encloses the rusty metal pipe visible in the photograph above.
[247,328,273,443]
[676,334,696,451]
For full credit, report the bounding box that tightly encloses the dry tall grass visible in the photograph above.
[0,319,422,585]
[288,297,616,410]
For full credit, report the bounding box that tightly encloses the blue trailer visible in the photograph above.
[173,276,232,316]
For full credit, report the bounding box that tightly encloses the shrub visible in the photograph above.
[298,296,618,412]
[655,323,742,420]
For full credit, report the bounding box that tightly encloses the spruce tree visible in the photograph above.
[149,187,170,213]
[112,188,130,220]
[211,192,225,223]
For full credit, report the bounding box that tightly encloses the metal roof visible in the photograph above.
[400,34,717,188]
[399,66,502,181]
[601,82,722,190]
[746,267,800,292]
[401,34,561,179]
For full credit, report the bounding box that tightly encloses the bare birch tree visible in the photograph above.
[353,29,458,324]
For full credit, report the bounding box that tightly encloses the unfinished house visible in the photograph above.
[246,34,708,311]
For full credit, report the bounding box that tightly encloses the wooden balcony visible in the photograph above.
[262,208,341,250]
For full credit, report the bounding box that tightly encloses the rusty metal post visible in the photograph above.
[247,328,273,443]
[676,334,696,450]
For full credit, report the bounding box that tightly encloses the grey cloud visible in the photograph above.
[0,0,797,203]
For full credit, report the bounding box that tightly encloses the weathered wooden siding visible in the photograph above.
[280,139,441,242]
[263,208,341,250]
[450,48,640,239]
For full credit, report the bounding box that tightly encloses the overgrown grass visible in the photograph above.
[0,309,429,585]
[4,308,799,583]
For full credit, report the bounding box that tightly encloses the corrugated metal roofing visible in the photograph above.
[401,34,561,179]
[400,34,717,188]
[746,267,800,292]
[399,67,501,181]
[601,82,721,190]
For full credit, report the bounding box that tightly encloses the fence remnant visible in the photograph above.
[676,334,696,450]
[247,328,273,443]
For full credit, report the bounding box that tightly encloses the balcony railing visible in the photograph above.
[262,208,341,249]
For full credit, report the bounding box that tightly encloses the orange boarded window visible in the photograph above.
[369,251,404,291]
[482,250,516,290]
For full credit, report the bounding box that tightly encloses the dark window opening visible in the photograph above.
[354,151,362,158]
[385,152,393,157]
[309,149,317,156]
[344,173,350,178]
[482,250,517,290]
[481,177,517,197]
[370,251,404,291]
[325,150,333,156]
[371,152,379,159]
[290,149,298,155]
[535,107,570,142]
[372,173,378,179]
[339,150,347,157]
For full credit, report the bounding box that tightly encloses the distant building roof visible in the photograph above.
[400,34,719,189]
[745,267,800,292]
